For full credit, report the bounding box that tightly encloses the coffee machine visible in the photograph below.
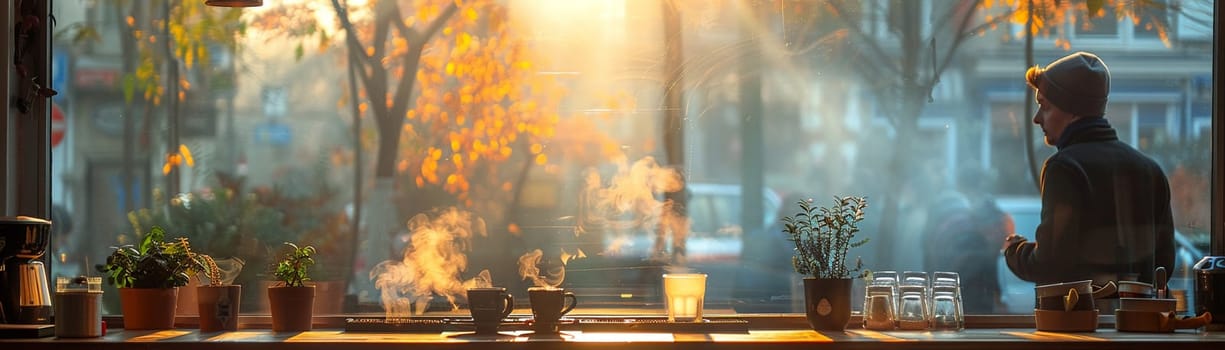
[1194,255,1225,331]
[0,216,53,325]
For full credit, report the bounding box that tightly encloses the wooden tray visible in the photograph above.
[1034,309,1098,332]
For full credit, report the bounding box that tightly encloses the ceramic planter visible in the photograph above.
[268,285,315,332]
[197,285,242,332]
[253,280,345,314]
[803,278,853,331]
[119,287,179,330]
[176,276,200,316]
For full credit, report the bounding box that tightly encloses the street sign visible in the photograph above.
[51,50,68,102]
[254,121,291,146]
[262,86,287,118]
[51,104,66,147]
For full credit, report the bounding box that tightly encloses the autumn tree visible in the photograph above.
[53,1,248,213]
[55,1,246,237]
[252,0,573,292]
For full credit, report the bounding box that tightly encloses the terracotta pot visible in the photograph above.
[197,285,242,332]
[268,285,315,332]
[176,276,201,316]
[119,287,179,330]
[803,278,853,331]
[254,280,344,314]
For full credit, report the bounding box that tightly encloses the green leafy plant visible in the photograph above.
[782,196,870,280]
[127,172,288,261]
[97,226,210,289]
[273,242,316,287]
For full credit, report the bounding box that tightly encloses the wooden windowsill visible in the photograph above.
[4,313,1223,350]
[3,327,1223,350]
[86,313,1165,330]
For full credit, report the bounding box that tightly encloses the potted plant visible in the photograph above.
[782,196,870,331]
[295,214,352,315]
[268,242,316,332]
[196,255,245,332]
[97,226,208,330]
[256,162,353,315]
[127,173,288,315]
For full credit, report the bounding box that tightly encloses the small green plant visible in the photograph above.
[782,196,870,280]
[273,242,316,287]
[97,226,209,289]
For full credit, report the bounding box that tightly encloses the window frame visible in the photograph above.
[5,0,1223,326]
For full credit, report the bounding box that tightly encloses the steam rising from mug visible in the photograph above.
[369,208,491,317]
[582,156,689,259]
[518,248,586,288]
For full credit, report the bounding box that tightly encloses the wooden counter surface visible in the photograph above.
[4,327,1224,350]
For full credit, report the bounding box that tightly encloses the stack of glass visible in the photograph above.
[930,271,964,331]
[862,270,964,331]
[897,271,931,330]
[862,271,898,330]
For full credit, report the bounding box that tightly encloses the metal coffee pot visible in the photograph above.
[0,216,53,325]
[1193,256,1225,330]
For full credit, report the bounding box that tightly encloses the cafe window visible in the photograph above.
[32,0,1216,319]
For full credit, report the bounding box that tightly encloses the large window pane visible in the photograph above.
[48,0,1213,317]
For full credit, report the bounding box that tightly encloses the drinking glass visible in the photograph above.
[901,271,929,288]
[932,271,960,288]
[663,273,707,322]
[872,271,900,316]
[930,271,963,331]
[872,270,899,285]
[896,284,930,330]
[863,282,896,330]
[929,285,963,331]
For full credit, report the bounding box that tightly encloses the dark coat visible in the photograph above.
[1004,118,1175,286]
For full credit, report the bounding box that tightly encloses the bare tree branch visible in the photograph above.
[823,0,900,77]
[928,0,967,37]
[371,0,393,60]
[421,1,460,44]
[962,7,1020,40]
[331,0,380,117]
[924,0,980,95]
[387,1,459,118]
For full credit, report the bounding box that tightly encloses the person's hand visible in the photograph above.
[1000,215,1016,249]
[1003,234,1027,252]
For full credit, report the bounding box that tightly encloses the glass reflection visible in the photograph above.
[44,0,1214,316]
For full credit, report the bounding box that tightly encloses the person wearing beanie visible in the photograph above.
[1003,52,1175,289]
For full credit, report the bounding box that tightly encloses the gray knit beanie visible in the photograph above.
[1025,52,1110,117]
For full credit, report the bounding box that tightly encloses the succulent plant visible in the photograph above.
[782,196,870,280]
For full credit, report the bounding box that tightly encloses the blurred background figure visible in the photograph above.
[922,167,1011,313]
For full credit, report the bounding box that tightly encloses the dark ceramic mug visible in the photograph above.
[467,287,514,335]
[528,287,577,333]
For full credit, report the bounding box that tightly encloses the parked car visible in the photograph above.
[994,196,1206,314]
